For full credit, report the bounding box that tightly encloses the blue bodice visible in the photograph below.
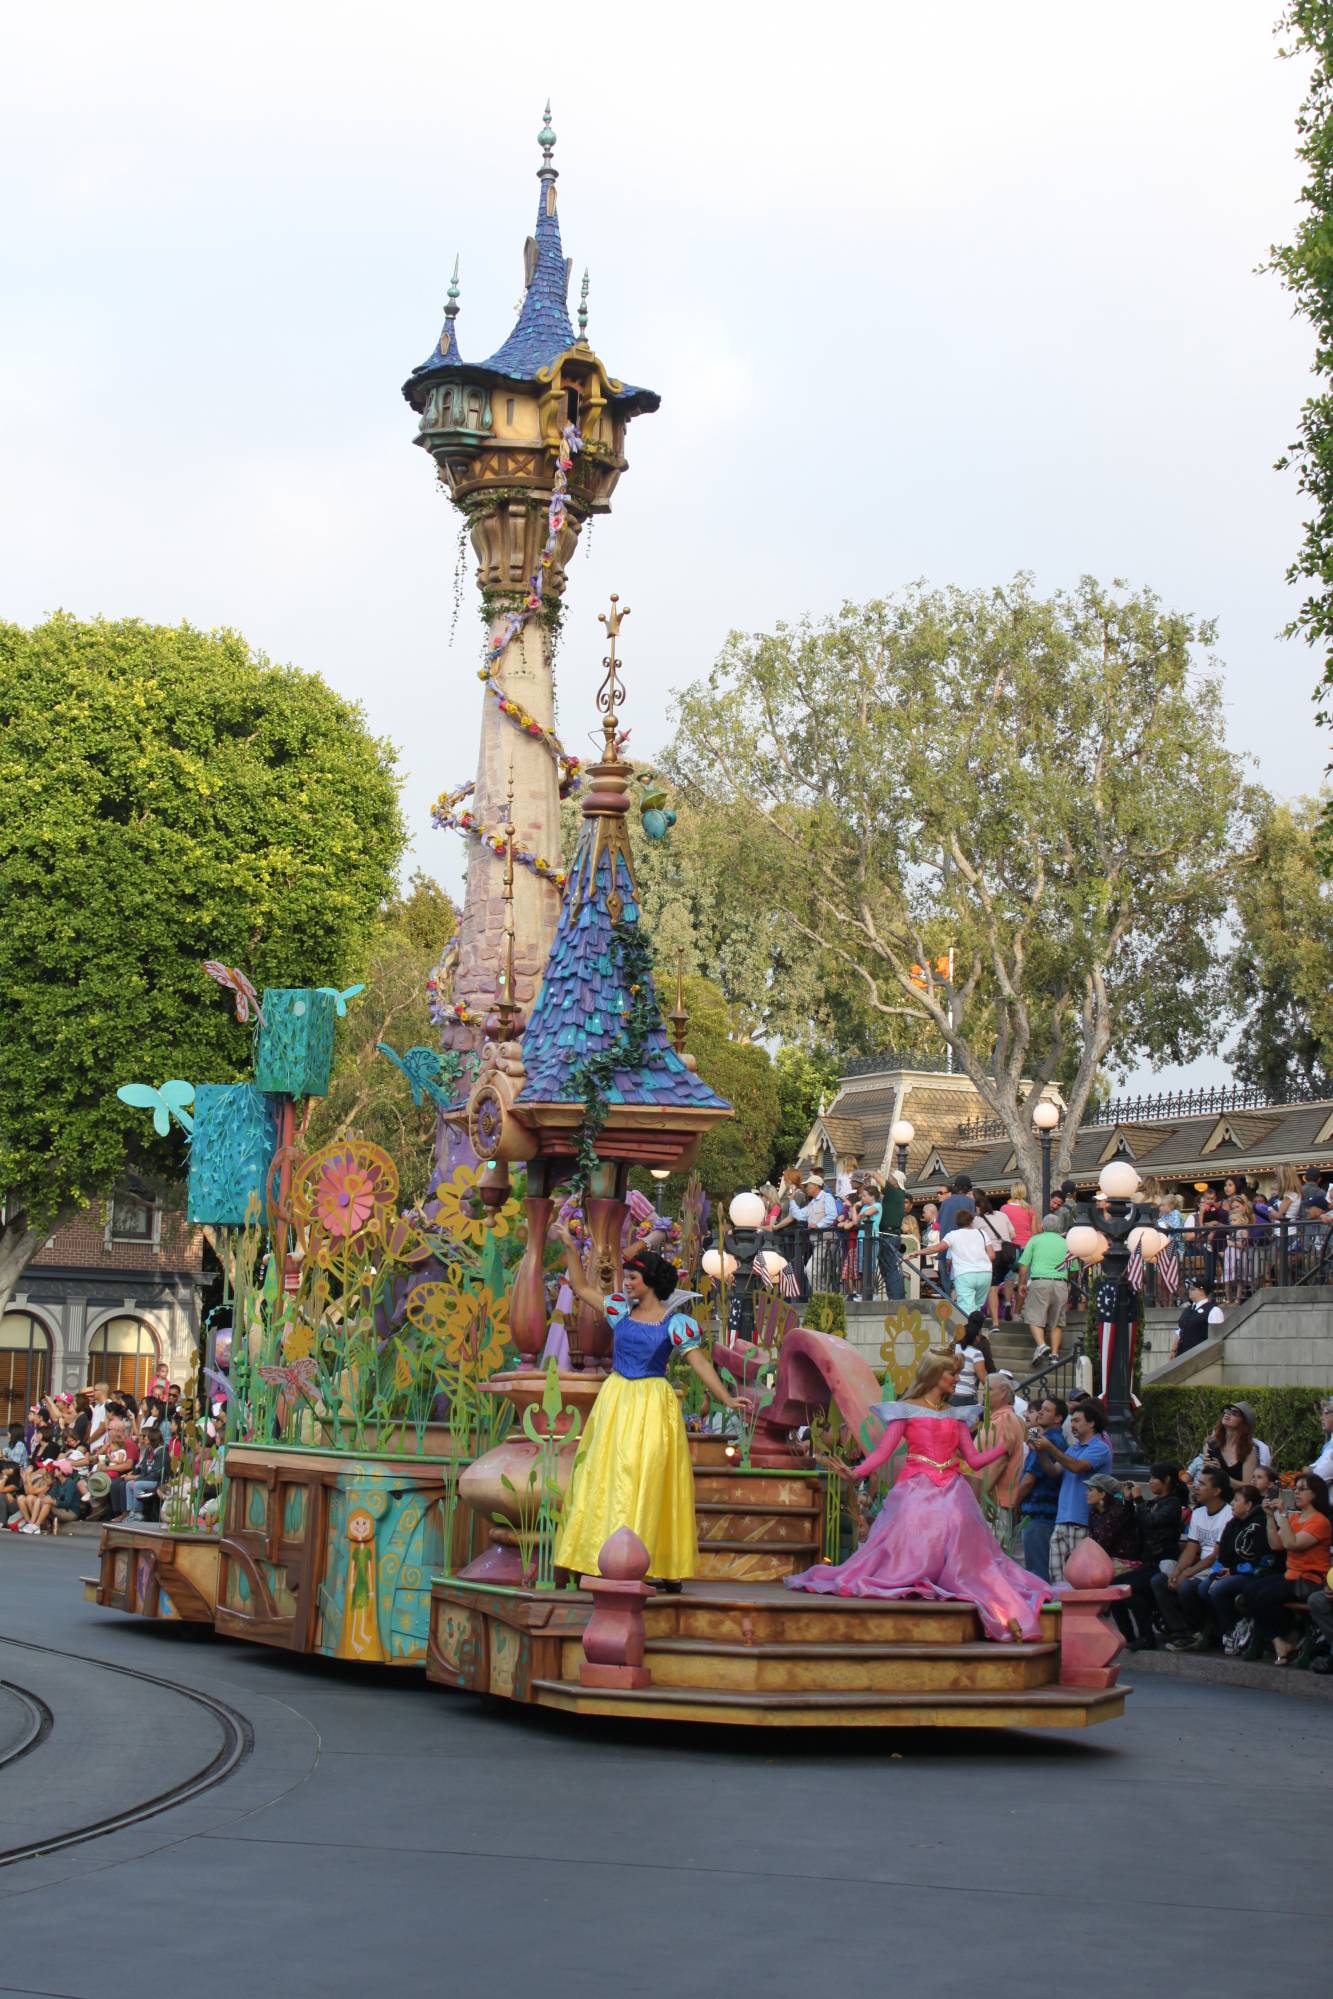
[604,1293,701,1381]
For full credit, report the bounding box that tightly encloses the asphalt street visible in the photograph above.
[1,1535,1329,1999]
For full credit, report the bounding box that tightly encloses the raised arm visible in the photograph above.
[550,1220,603,1314]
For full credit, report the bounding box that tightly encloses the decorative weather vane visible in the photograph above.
[597,595,630,757]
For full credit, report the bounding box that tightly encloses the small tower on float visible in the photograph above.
[402,107,660,1126]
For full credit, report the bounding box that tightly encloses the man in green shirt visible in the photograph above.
[1016,1214,1072,1363]
[875,1172,907,1301]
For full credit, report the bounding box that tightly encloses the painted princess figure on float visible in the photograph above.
[788,1350,1053,1641]
[551,1221,745,1585]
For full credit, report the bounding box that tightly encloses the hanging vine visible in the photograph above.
[566,917,664,1190]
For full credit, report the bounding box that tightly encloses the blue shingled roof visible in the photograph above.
[411,314,465,380]
[480,174,575,380]
[517,840,732,1114]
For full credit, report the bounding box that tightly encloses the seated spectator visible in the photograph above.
[1115,1465,1191,1648]
[1151,1466,1233,1650]
[0,1461,23,1527]
[112,1426,166,1520]
[1240,1471,1333,1665]
[3,1422,28,1468]
[14,1464,56,1535]
[1017,1394,1067,1583]
[47,1459,88,1528]
[1204,1485,1279,1652]
[1086,1474,1141,1565]
[1171,1281,1223,1359]
[1203,1404,1262,1486]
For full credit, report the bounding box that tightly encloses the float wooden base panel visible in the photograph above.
[95,1524,221,1623]
[427,1579,1130,1732]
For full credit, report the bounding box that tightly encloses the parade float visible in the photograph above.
[91,115,1129,1732]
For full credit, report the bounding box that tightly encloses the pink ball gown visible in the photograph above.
[785,1402,1053,1642]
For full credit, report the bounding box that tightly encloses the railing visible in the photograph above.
[840,1051,953,1079]
[956,1079,1331,1142]
[1137,1218,1333,1306]
[762,1224,950,1307]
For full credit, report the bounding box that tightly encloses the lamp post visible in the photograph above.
[889,1118,915,1184]
[724,1191,766,1342]
[1070,1160,1151,1472]
[1032,1098,1060,1217]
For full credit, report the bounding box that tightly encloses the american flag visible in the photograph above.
[1095,1277,1140,1409]
[754,1256,801,1300]
[1128,1240,1180,1300]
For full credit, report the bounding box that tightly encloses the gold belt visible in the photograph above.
[906,1451,959,1471]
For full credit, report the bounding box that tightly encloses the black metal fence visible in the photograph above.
[956,1079,1329,1142]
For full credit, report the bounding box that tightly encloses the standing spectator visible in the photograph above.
[975,1192,1016,1328]
[1027,1399,1113,1584]
[937,1207,993,1316]
[1297,1167,1329,1218]
[1001,1180,1037,1250]
[788,1173,839,1300]
[972,1374,1029,1527]
[1170,1281,1224,1359]
[1242,1471,1333,1664]
[1086,1474,1141,1564]
[86,1381,112,1454]
[876,1170,908,1302]
[1017,1394,1068,1583]
[1308,1395,1333,1484]
[1014,1214,1071,1363]
[951,1311,992,1405]
[1221,1178,1255,1302]
[1115,1465,1191,1648]
[934,1176,975,1296]
[1151,1466,1234,1650]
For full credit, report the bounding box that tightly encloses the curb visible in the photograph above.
[1128,1646,1333,1702]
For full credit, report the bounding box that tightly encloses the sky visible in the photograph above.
[3,1,1324,1088]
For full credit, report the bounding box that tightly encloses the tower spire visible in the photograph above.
[538,100,557,180]
[577,267,589,340]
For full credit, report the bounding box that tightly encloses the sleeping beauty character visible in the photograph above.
[787,1349,1054,1642]
[551,1221,746,1583]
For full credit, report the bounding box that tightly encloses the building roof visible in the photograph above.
[403,115,659,413]
[516,798,731,1117]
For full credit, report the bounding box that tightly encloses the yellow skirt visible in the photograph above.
[554,1372,698,1581]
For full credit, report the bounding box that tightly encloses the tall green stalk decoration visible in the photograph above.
[495,1357,581,1590]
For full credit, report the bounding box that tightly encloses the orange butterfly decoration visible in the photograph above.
[202,960,264,1026]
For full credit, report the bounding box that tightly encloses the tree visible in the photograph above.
[644,974,780,1206]
[0,615,405,1315]
[1269,4,1333,812]
[1227,793,1333,1093]
[304,873,458,1201]
[665,579,1257,1196]
[770,1044,843,1181]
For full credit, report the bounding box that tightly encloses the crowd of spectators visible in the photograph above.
[1011,1388,1333,1670]
[1,1380,190,1537]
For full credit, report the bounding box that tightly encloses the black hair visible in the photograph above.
[624,1249,679,1303]
[1235,1484,1263,1509]
[1039,1393,1069,1421]
[1074,1398,1108,1433]
[1150,1460,1189,1503]
[952,1175,973,1193]
[1200,1465,1233,1503]
[961,1311,994,1370]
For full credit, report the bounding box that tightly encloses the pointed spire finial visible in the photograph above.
[596,595,630,759]
[538,101,557,174]
[577,267,589,339]
[445,255,461,321]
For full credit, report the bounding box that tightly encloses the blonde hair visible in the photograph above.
[1277,1163,1301,1197]
[902,1350,962,1403]
[1008,1180,1029,1203]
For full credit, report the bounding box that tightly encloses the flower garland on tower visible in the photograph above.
[428,422,586,1030]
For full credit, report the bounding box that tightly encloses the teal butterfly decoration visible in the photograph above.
[375,1042,461,1110]
[316,983,366,1017]
[116,1080,196,1136]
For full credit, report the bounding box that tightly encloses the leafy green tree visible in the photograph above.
[0,615,404,1313]
[665,579,1258,1195]
[770,1044,843,1180]
[1269,4,1333,808]
[1227,794,1333,1093]
[303,873,458,1203]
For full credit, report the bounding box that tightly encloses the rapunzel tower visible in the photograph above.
[402,106,659,1119]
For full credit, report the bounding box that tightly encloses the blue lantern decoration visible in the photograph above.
[254,988,337,1098]
[187,1084,279,1226]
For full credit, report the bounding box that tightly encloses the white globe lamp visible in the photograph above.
[889,1119,915,1147]
[728,1191,767,1230]
[701,1248,737,1282]
[1065,1225,1109,1265]
[1128,1224,1168,1263]
[1098,1160,1141,1200]
[756,1249,788,1279]
[1032,1099,1060,1131]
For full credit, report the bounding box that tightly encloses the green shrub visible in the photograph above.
[1139,1385,1331,1472]
[805,1292,847,1335]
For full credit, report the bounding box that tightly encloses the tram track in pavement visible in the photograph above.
[0,1634,253,1869]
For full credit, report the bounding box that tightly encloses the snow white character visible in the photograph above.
[551,1221,746,1585]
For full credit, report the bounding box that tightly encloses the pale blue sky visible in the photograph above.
[3,1,1323,1086]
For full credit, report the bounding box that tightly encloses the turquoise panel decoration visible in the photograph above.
[254,987,337,1098]
[317,1466,445,1665]
[187,1083,278,1227]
